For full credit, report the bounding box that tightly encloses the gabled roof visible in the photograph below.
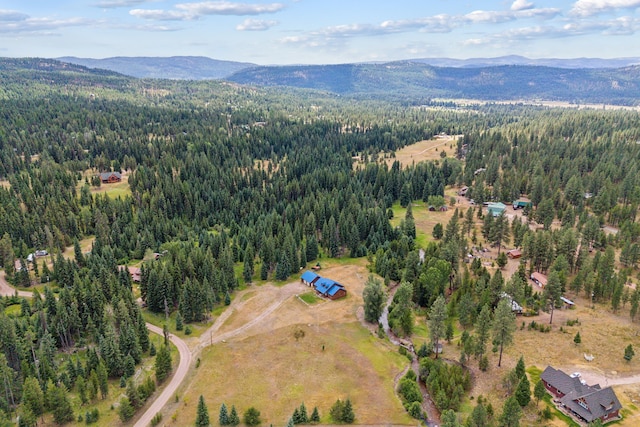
[301,270,319,283]
[314,277,345,296]
[560,386,622,422]
[541,366,585,396]
[99,171,122,180]
[531,272,548,286]
[326,283,345,296]
[542,366,622,423]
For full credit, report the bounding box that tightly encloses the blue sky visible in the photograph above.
[1,0,640,64]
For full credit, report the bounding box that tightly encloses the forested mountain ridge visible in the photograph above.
[58,56,255,80]
[227,62,640,105]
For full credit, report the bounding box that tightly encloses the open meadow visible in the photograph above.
[165,260,416,426]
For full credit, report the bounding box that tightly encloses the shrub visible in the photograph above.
[117,398,134,422]
[406,401,423,419]
[244,407,261,426]
[150,412,162,427]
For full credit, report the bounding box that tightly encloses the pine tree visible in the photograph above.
[514,356,525,380]
[310,407,320,423]
[275,250,290,280]
[441,409,461,427]
[475,304,492,359]
[176,311,184,331]
[97,361,109,399]
[574,332,581,345]
[299,403,308,423]
[428,295,447,359]
[243,246,255,284]
[49,384,75,425]
[196,395,210,427]
[22,376,44,417]
[155,345,173,384]
[499,395,521,427]
[126,379,142,409]
[515,376,531,407]
[492,299,516,367]
[118,397,135,422]
[243,407,261,426]
[342,399,355,424]
[219,403,229,426]
[624,344,635,362]
[534,379,546,406]
[228,405,240,426]
[363,275,385,323]
[260,261,269,280]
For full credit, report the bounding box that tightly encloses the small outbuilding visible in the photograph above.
[531,272,548,288]
[487,202,506,217]
[507,249,522,259]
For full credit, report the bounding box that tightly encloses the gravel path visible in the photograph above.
[134,324,191,427]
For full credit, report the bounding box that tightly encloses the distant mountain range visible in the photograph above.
[56,55,640,81]
[57,56,254,80]
[409,55,640,69]
[3,57,640,106]
[226,61,640,105]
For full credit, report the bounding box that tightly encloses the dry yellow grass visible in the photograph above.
[62,236,95,261]
[168,261,415,426]
[354,135,460,170]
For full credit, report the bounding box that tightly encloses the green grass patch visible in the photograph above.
[299,292,320,305]
[542,393,581,427]
[142,309,209,339]
[527,366,543,384]
[3,304,21,316]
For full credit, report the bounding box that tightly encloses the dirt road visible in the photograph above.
[134,324,191,427]
[0,271,33,298]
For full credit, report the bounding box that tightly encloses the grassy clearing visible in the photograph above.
[142,308,211,340]
[173,322,413,426]
[62,236,96,261]
[78,170,132,199]
[389,200,465,250]
[354,135,460,170]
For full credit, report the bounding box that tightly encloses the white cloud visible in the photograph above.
[511,0,534,11]
[95,0,152,8]
[281,5,561,49]
[131,1,285,21]
[0,15,93,35]
[571,0,640,16]
[0,9,29,21]
[236,18,278,30]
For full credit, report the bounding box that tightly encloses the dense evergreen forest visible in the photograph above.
[1,59,640,426]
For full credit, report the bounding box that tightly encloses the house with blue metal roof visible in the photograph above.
[301,270,320,286]
[300,270,346,300]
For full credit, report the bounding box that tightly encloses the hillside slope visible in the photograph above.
[227,62,640,105]
[58,56,254,80]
